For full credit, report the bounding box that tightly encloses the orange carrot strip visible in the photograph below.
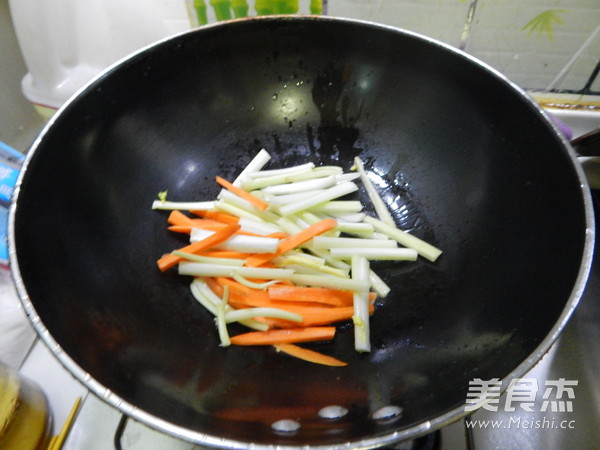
[191,210,240,224]
[266,232,290,239]
[263,305,373,328]
[156,224,240,272]
[167,225,195,234]
[268,286,354,307]
[167,210,196,227]
[274,343,348,367]
[216,176,269,211]
[245,218,338,267]
[230,327,336,346]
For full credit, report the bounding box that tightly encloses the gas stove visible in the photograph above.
[4,108,600,450]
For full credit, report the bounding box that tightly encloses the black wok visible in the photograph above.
[9,16,594,448]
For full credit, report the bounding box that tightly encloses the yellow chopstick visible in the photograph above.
[47,396,82,450]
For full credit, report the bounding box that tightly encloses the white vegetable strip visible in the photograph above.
[190,279,219,315]
[310,200,363,214]
[329,212,366,222]
[214,200,270,224]
[190,228,279,254]
[217,190,281,222]
[334,222,375,235]
[179,262,295,280]
[233,148,271,187]
[331,248,419,261]
[151,200,215,210]
[245,162,315,178]
[275,216,304,235]
[231,272,281,290]
[335,172,361,183]
[369,270,390,298]
[285,166,344,182]
[172,251,245,266]
[352,255,371,352]
[312,236,397,249]
[261,175,337,195]
[290,274,370,291]
[278,181,359,216]
[190,279,268,330]
[238,217,282,235]
[241,168,316,191]
[273,254,350,278]
[262,189,326,206]
[216,286,231,346]
[353,156,396,226]
[363,216,443,262]
[225,307,303,324]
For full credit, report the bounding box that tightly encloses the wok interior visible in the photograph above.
[13,17,588,446]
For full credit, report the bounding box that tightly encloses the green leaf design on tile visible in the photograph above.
[521,9,568,41]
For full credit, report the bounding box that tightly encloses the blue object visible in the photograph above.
[0,141,24,266]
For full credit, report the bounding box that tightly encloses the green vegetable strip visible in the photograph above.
[190,228,279,253]
[241,168,316,191]
[331,247,418,261]
[179,262,295,280]
[262,189,326,206]
[151,200,215,210]
[278,182,359,216]
[225,307,303,324]
[233,148,271,187]
[334,222,375,236]
[310,200,363,214]
[190,279,268,331]
[172,251,245,266]
[238,217,281,235]
[290,274,370,291]
[261,175,336,195]
[231,272,280,289]
[273,253,350,278]
[363,216,443,262]
[312,236,398,249]
[214,199,270,223]
[216,285,231,347]
[217,190,280,222]
[369,269,391,298]
[352,255,371,352]
[353,156,396,226]
[244,162,315,178]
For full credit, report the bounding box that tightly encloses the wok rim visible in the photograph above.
[8,15,595,449]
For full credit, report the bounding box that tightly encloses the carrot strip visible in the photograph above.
[274,343,348,367]
[167,210,196,227]
[157,224,240,272]
[268,286,354,307]
[167,225,195,234]
[216,176,269,211]
[230,327,336,346]
[191,210,240,224]
[265,232,290,239]
[245,218,338,267]
[299,305,373,327]
[268,286,377,307]
[262,305,374,328]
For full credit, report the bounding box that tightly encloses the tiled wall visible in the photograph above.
[327,0,599,96]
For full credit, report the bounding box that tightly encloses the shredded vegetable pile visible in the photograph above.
[153,149,442,367]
